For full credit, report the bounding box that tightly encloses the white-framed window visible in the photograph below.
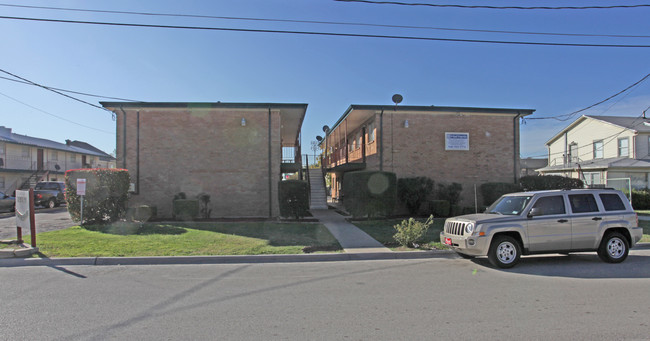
[22,146,30,158]
[618,137,629,157]
[593,140,604,159]
[568,143,578,163]
[584,172,602,186]
[70,154,76,162]
[368,122,375,142]
[51,150,58,161]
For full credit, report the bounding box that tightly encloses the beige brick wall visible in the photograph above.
[118,107,283,218]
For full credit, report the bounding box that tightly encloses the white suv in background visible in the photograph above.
[441,188,643,268]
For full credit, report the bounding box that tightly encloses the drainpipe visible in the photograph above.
[514,113,522,183]
[135,111,140,195]
[119,107,127,169]
[268,107,273,217]
[379,108,384,171]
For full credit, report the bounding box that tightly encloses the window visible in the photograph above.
[531,196,566,216]
[51,150,58,161]
[356,134,362,149]
[568,143,578,163]
[22,146,30,158]
[70,154,76,162]
[0,142,5,156]
[368,122,375,142]
[618,137,629,157]
[583,172,602,186]
[599,194,626,211]
[569,194,599,213]
[593,140,604,159]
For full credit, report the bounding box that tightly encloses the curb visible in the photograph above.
[0,250,457,267]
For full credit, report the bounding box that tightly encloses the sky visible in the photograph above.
[1,0,649,161]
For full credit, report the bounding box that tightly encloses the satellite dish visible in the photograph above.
[316,136,323,142]
[54,164,61,171]
[322,125,330,133]
[392,94,403,105]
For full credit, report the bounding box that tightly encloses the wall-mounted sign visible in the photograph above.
[445,132,469,151]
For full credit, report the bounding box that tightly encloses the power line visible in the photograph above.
[335,0,650,10]
[2,15,650,48]
[0,75,141,102]
[0,91,114,134]
[527,73,650,122]
[0,67,115,117]
[1,3,648,39]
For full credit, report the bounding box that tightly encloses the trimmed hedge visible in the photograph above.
[436,182,462,206]
[397,177,434,215]
[480,182,521,206]
[278,180,309,219]
[520,175,583,191]
[65,168,130,224]
[173,199,199,221]
[631,190,650,210]
[428,200,451,217]
[343,171,396,218]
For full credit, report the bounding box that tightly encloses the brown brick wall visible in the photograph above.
[118,107,282,218]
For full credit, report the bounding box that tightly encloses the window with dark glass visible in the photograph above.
[531,196,566,216]
[599,194,626,211]
[569,194,599,213]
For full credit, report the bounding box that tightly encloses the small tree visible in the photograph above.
[397,177,434,215]
[393,215,434,248]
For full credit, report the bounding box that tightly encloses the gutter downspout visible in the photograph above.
[119,107,127,169]
[379,108,384,171]
[268,107,273,217]
[514,113,522,183]
[136,110,140,195]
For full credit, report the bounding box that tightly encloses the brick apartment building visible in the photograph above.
[321,105,535,207]
[101,102,307,218]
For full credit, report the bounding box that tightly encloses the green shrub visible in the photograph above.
[173,199,199,221]
[520,175,583,191]
[436,182,463,206]
[428,200,451,217]
[197,193,212,218]
[65,169,130,224]
[480,182,521,206]
[343,171,396,218]
[397,177,434,215]
[278,180,309,219]
[393,215,434,248]
[632,189,650,209]
[450,205,463,217]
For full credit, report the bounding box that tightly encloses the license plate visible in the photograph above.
[445,237,452,246]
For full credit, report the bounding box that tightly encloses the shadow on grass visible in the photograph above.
[83,222,187,236]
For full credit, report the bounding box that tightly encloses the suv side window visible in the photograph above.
[531,195,566,216]
[599,193,626,211]
[569,194,599,213]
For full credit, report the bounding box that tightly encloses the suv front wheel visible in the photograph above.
[597,232,629,263]
[488,235,521,268]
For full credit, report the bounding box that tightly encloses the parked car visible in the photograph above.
[440,188,643,268]
[0,191,16,212]
[33,181,66,208]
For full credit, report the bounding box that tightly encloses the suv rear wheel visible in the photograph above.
[488,235,521,268]
[597,232,629,263]
[47,199,56,209]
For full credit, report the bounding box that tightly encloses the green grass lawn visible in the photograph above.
[352,217,447,250]
[26,221,342,257]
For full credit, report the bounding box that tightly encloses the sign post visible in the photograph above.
[15,189,36,246]
[77,178,86,225]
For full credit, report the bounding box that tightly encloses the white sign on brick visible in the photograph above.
[445,132,469,151]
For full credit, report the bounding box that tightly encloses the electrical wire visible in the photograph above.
[0,75,141,102]
[0,91,114,134]
[1,3,648,39]
[335,0,650,10]
[2,15,650,48]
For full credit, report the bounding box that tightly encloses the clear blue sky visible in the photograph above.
[1,0,649,160]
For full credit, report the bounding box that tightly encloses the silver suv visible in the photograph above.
[440,188,643,268]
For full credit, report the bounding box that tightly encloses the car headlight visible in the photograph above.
[465,223,474,235]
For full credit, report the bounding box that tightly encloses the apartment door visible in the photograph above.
[37,149,44,170]
[82,155,87,167]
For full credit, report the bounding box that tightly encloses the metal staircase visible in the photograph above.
[308,169,328,210]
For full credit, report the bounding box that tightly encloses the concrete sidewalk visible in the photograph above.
[310,209,391,253]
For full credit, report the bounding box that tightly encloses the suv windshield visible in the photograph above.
[486,195,533,215]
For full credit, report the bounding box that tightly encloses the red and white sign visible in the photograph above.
[77,178,87,196]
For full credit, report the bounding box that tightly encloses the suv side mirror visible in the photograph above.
[528,207,542,218]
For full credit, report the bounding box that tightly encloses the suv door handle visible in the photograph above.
[592,217,603,221]
[557,219,569,223]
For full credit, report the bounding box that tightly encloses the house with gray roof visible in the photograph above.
[0,126,115,194]
[537,115,650,189]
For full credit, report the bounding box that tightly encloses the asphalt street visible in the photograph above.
[0,207,73,240]
[1,251,649,340]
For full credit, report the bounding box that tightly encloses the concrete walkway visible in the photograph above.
[310,209,391,253]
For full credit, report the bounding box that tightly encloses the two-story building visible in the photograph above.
[100,102,307,218]
[0,126,116,194]
[320,104,535,207]
[538,115,650,189]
